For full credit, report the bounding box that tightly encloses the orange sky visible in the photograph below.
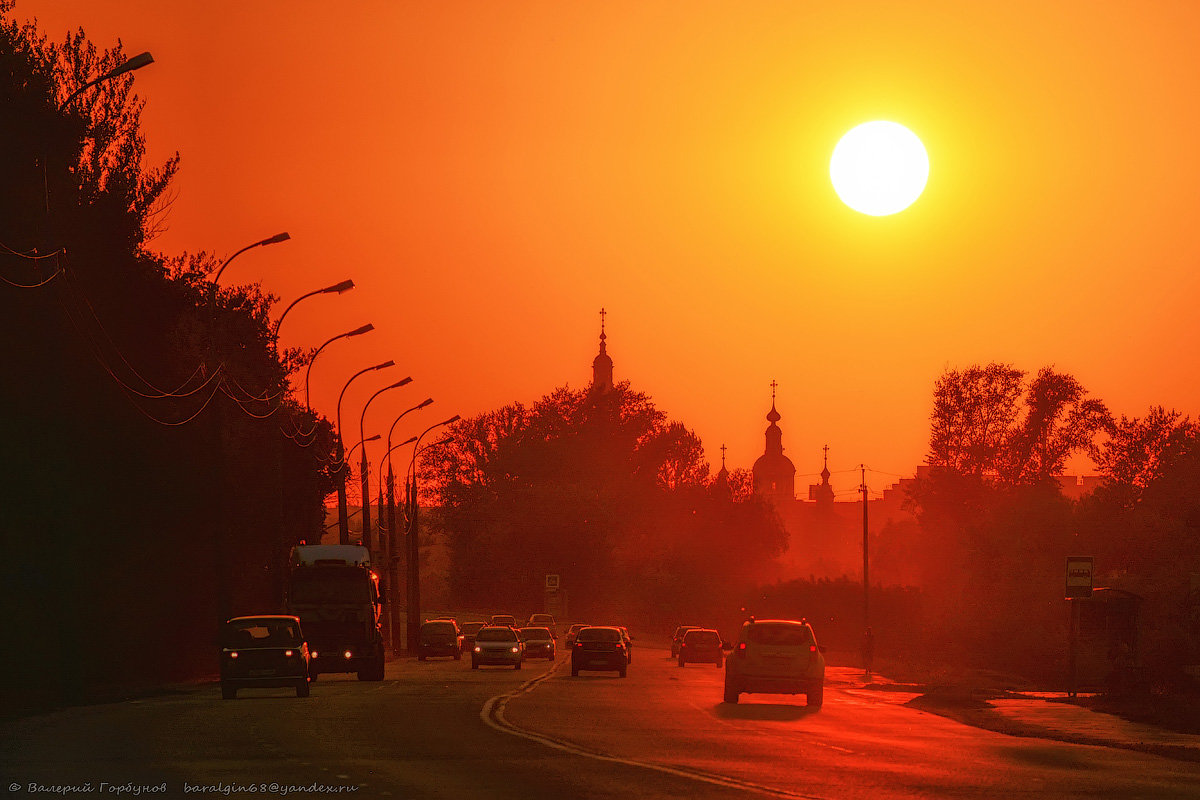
[19,1,1200,498]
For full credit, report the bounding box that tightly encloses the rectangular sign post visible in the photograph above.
[1065,556,1094,697]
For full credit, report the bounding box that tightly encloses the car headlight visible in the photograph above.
[511,646,520,653]
[474,646,481,653]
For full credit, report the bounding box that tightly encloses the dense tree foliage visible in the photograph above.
[0,6,337,709]
[422,382,787,624]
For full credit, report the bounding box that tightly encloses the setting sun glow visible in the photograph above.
[830,121,929,216]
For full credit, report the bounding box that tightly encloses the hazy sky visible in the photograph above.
[18,1,1200,498]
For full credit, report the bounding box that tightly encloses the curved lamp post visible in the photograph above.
[303,324,373,409]
[357,377,413,557]
[405,414,459,650]
[275,279,354,335]
[334,360,394,544]
[213,232,291,283]
[60,51,153,109]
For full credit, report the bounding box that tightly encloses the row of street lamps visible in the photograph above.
[72,47,457,653]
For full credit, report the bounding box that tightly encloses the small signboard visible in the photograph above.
[545,574,560,591]
[1066,556,1094,599]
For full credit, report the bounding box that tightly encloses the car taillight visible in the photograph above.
[681,643,688,648]
[735,642,747,657]
[810,645,818,652]
[511,646,520,653]
[284,650,295,657]
[229,651,239,659]
[574,642,583,648]
[474,646,481,653]
[310,651,319,659]
[343,650,353,659]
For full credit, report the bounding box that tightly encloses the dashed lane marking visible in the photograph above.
[480,660,828,800]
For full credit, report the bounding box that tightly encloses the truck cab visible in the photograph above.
[285,545,385,681]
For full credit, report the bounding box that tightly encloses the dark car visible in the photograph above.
[518,626,556,660]
[489,614,518,628]
[671,626,700,658]
[460,621,485,654]
[678,628,723,667]
[617,626,633,663]
[419,619,463,661]
[565,623,589,646]
[570,626,628,677]
[219,615,311,699]
[472,625,524,669]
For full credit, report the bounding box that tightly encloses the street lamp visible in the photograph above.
[344,434,380,469]
[303,324,373,409]
[358,377,413,558]
[335,360,395,544]
[213,232,291,283]
[275,279,354,335]
[405,414,460,651]
[60,51,154,109]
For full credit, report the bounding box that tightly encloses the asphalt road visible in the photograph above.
[4,647,1199,799]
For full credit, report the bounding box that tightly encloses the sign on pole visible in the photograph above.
[545,574,560,591]
[1065,556,1094,599]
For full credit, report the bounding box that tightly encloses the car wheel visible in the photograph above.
[715,657,723,668]
[308,669,318,683]
[571,666,579,677]
[418,655,426,662]
[453,652,462,661]
[807,686,824,707]
[678,657,686,667]
[723,682,739,704]
[296,679,310,698]
[221,684,237,700]
[471,659,479,669]
[619,666,627,678]
[514,660,522,670]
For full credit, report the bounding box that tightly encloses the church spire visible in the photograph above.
[752,379,796,503]
[591,307,614,392]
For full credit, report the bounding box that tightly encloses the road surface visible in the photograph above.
[4,646,1198,798]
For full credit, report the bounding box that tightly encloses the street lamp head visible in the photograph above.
[110,51,154,78]
[324,279,355,294]
[347,324,374,337]
[389,377,413,390]
[261,232,291,246]
[365,434,381,444]
[372,360,395,371]
[443,415,461,426]
[417,398,433,409]
[400,436,417,446]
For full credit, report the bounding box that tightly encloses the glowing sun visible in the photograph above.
[830,121,929,216]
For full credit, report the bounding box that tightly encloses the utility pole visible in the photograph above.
[405,474,421,651]
[861,464,869,631]
[336,437,350,544]
[361,450,371,552]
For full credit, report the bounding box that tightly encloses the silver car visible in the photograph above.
[471,626,524,670]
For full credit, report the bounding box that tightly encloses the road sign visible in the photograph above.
[1065,556,1094,599]
[545,574,560,591]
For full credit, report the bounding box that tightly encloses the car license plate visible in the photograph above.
[249,668,274,676]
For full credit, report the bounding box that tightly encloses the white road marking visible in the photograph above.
[480,660,829,800]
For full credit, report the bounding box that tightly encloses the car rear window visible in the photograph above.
[519,627,552,640]
[476,627,518,642]
[577,627,621,643]
[744,623,813,646]
[225,619,301,646]
[460,622,484,634]
[684,630,720,645]
[422,621,456,634]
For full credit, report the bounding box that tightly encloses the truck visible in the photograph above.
[285,544,385,681]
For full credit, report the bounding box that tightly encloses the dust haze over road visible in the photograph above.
[5,645,1198,799]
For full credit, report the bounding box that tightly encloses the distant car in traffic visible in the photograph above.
[219,615,311,699]
[527,613,556,632]
[459,621,485,654]
[617,626,633,663]
[678,628,723,667]
[671,626,700,658]
[517,626,556,659]
[418,619,463,661]
[570,626,628,677]
[565,623,589,646]
[489,614,518,628]
[472,625,524,669]
[723,618,825,706]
